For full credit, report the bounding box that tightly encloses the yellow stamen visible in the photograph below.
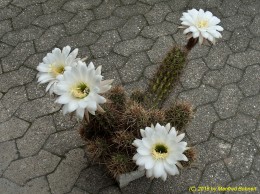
[198,20,208,28]
[71,82,90,99]
[50,63,65,76]
[152,143,169,160]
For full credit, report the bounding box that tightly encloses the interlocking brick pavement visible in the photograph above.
[0,0,259,193]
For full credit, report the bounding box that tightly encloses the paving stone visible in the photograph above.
[214,84,243,119]
[0,5,22,20]
[221,15,251,31]
[124,78,148,95]
[12,4,43,29]
[24,52,47,70]
[33,10,74,28]
[15,96,61,122]
[252,154,260,172]
[203,65,243,89]
[0,43,13,58]
[168,0,189,11]
[11,0,47,8]
[119,52,150,83]
[189,0,222,9]
[187,44,210,60]
[94,0,121,19]
[180,58,208,89]
[52,109,78,131]
[228,28,253,52]
[0,101,12,123]
[227,49,260,69]
[2,41,35,72]
[17,116,56,157]
[44,130,85,155]
[0,20,12,37]
[76,166,115,193]
[218,0,241,17]
[224,136,257,179]
[68,187,89,194]
[0,116,29,142]
[0,0,11,8]
[65,10,94,35]
[121,0,137,5]
[118,15,147,40]
[2,86,28,115]
[252,123,260,149]
[63,0,101,13]
[42,0,68,14]
[149,168,201,194]
[166,11,182,25]
[239,64,260,97]
[92,53,127,72]
[250,14,260,36]
[22,177,51,194]
[90,30,121,58]
[145,3,171,25]
[26,79,47,100]
[2,26,43,46]
[102,70,122,86]
[178,85,219,108]
[48,149,87,194]
[58,30,99,48]
[200,161,232,186]
[88,16,126,33]
[213,114,257,142]
[139,0,168,5]
[114,2,151,18]
[4,150,61,185]
[172,30,188,46]
[204,42,232,70]
[35,25,66,52]
[99,186,121,194]
[239,1,260,16]
[250,37,260,51]
[120,176,151,194]
[0,141,18,175]
[227,171,260,192]
[147,35,175,63]
[0,66,36,92]
[239,95,260,118]
[195,137,232,169]
[114,36,153,57]
[141,21,178,39]
[0,178,21,194]
[186,105,218,144]
[144,64,158,79]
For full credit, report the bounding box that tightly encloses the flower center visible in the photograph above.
[50,63,65,77]
[152,143,169,160]
[198,20,208,28]
[71,82,90,99]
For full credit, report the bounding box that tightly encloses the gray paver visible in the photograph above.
[2,41,35,72]
[214,84,243,119]
[180,58,208,89]
[118,15,147,40]
[0,141,18,175]
[0,117,29,142]
[11,0,47,8]
[90,30,121,58]
[68,187,89,194]
[250,14,260,36]
[48,149,87,194]
[0,178,21,194]
[224,136,257,179]
[114,2,151,18]
[4,150,61,185]
[228,28,253,52]
[94,0,121,19]
[147,35,175,63]
[221,15,251,31]
[250,37,260,51]
[238,64,260,97]
[239,94,260,118]
[15,96,61,122]
[0,5,22,20]
[22,177,51,194]
[62,0,101,13]
[44,130,85,155]
[145,3,171,25]
[185,105,218,144]
[17,116,56,157]
[114,36,153,57]
[42,0,68,14]
[218,0,241,17]
[0,43,13,58]
[0,20,12,37]
[213,114,257,142]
